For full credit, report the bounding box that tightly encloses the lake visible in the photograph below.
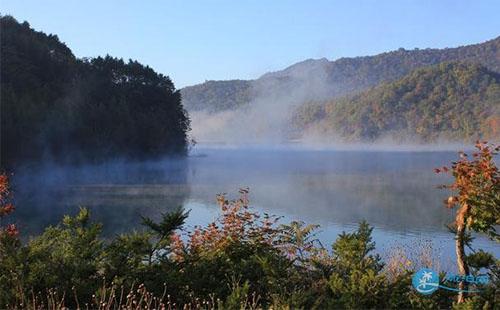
[10,145,499,270]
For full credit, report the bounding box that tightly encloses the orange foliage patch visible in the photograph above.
[170,188,280,261]
[436,141,499,209]
[0,173,18,238]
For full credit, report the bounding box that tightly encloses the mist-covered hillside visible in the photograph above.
[183,36,500,144]
[293,62,500,143]
[181,36,500,113]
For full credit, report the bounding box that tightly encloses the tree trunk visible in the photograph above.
[455,203,470,303]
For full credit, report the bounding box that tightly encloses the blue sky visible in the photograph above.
[1,1,499,88]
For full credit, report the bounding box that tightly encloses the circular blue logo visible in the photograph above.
[412,268,439,295]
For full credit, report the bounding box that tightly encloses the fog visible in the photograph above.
[189,59,333,144]
[14,147,455,234]
[186,56,481,149]
[10,146,499,263]
[7,58,495,261]
[10,158,191,236]
[9,58,493,266]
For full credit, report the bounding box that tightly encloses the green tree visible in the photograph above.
[26,208,103,307]
[0,15,190,167]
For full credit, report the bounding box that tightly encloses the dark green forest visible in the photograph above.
[293,62,500,142]
[0,16,190,167]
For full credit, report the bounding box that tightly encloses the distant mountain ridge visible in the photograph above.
[181,36,500,112]
[293,62,500,143]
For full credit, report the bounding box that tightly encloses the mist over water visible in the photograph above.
[10,146,499,266]
[10,158,191,236]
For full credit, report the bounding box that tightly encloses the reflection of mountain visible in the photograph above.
[11,159,190,236]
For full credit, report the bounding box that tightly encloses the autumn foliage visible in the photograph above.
[0,174,18,237]
[170,188,280,261]
[435,141,500,303]
[436,141,500,240]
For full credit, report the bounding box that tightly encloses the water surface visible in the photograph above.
[11,146,499,269]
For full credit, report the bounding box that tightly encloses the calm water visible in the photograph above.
[10,146,499,268]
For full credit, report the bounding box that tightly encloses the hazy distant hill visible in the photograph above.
[293,62,500,142]
[181,80,253,112]
[181,37,500,112]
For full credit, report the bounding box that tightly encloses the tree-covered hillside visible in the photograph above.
[0,16,190,166]
[293,62,500,142]
[181,36,500,113]
[181,79,252,112]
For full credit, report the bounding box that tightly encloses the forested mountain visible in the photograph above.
[181,36,500,112]
[0,16,190,166]
[292,62,500,142]
[181,80,252,112]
